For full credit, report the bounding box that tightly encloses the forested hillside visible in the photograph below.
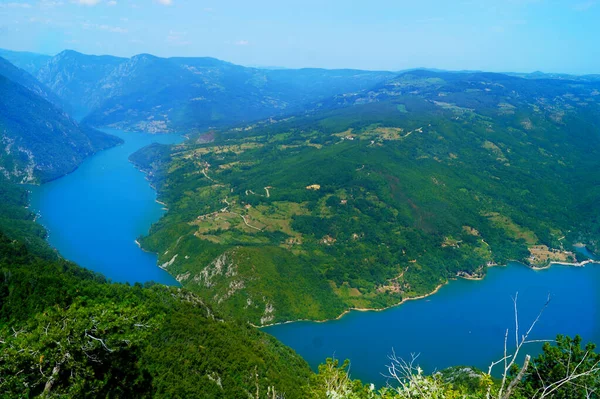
[1,191,597,398]
[0,229,313,398]
[0,57,62,109]
[0,72,122,183]
[133,70,600,325]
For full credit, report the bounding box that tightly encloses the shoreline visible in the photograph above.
[134,239,154,254]
[260,257,600,328]
[259,281,448,328]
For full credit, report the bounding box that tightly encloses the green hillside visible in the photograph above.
[1,169,595,399]
[0,225,312,398]
[0,73,122,183]
[134,71,600,325]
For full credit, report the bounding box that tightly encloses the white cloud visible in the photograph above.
[81,21,128,33]
[0,2,33,8]
[155,0,172,5]
[107,0,117,5]
[234,40,250,46]
[166,30,190,45]
[39,0,64,7]
[573,1,596,11]
[73,0,101,5]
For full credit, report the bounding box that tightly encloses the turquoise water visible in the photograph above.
[265,262,600,385]
[27,129,600,386]
[29,129,183,285]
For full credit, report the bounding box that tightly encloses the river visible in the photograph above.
[28,129,600,386]
[265,262,600,385]
[29,129,183,285]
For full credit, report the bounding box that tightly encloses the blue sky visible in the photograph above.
[0,0,598,73]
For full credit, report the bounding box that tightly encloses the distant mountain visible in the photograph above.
[36,50,127,118]
[83,56,395,133]
[0,57,63,109]
[0,48,52,76]
[505,70,600,82]
[13,49,394,132]
[0,73,122,183]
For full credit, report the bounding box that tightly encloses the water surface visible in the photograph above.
[29,129,183,285]
[265,262,600,385]
[28,129,600,387]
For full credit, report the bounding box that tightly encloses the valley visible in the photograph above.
[1,46,600,398]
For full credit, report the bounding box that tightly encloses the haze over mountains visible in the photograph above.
[1,48,396,132]
[0,47,395,183]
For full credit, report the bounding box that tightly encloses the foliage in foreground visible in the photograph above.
[309,334,600,399]
[0,232,312,398]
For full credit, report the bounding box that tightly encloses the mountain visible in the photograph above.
[0,48,52,76]
[19,49,394,132]
[35,50,128,118]
[132,70,600,325]
[505,70,600,82]
[0,56,63,109]
[82,55,395,133]
[0,73,122,183]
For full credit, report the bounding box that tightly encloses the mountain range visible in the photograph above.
[1,48,396,133]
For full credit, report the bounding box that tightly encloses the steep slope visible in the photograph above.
[133,71,600,325]
[82,54,286,133]
[0,231,312,398]
[0,74,122,183]
[36,49,127,117]
[0,48,51,75]
[0,56,63,108]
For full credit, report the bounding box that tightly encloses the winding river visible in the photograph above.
[29,129,183,285]
[28,129,600,386]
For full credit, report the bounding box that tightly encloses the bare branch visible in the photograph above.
[84,330,114,353]
[501,354,530,399]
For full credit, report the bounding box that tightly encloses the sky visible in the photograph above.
[0,0,598,74]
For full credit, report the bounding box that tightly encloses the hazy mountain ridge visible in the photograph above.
[36,50,127,118]
[1,48,395,133]
[0,48,52,75]
[0,57,63,109]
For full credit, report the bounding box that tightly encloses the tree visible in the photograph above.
[516,335,600,399]
[0,301,155,398]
